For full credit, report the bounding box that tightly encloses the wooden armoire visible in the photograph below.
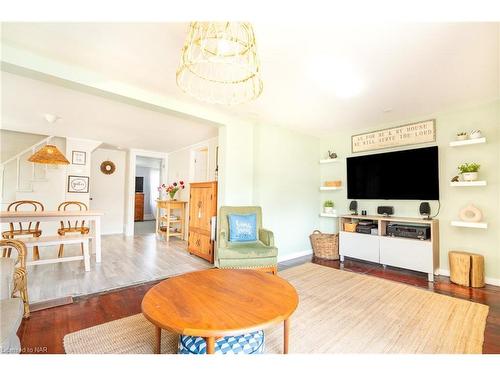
[188,181,217,263]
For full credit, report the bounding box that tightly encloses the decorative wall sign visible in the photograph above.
[72,151,87,165]
[100,161,116,175]
[68,175,89,193]
[352,119,436,153]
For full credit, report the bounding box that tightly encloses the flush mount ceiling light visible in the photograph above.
[176,22,263,105]
[44,113,61,124]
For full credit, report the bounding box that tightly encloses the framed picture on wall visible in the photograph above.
[67,175,89,193]
[72,151,86,165]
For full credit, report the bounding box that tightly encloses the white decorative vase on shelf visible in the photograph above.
[456,134,468,141]
[324,207,334,214]
[462,172,478,182]
[459,204,483,222]
[469,130,482,139]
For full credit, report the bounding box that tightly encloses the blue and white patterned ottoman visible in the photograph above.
[178,330,265,354]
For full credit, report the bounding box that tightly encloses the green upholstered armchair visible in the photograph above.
[216,206,278,274]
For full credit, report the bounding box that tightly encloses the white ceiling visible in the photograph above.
[1,22,499,137]
[0,72,218,152]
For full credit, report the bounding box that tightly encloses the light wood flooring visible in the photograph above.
[26,233,211,304]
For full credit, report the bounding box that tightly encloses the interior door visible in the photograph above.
[89,150,126,234]
[192,148,208,182]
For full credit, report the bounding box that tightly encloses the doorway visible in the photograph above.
[134,156,162,235]
[190,146,209,182]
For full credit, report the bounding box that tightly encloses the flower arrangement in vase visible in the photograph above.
[158,181,185,200]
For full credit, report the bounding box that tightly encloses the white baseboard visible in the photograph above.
[438,268,500,286]
[278,250,313,263]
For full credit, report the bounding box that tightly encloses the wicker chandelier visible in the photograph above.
[28,145,69,165]
[176,22,263,105]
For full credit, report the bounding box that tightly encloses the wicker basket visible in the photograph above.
[309,230,339,260]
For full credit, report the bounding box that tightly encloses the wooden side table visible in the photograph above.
[449,250,485,287]
[156,200,187,242]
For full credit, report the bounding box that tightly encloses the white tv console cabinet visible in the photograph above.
[339,215,439,282]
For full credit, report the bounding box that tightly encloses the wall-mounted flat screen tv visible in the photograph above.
[346,146,439,200]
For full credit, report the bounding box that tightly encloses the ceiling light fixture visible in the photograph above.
[44,113,61,124]
[176,22,263,105]
[28,145,70,165]
[28,115,69,165]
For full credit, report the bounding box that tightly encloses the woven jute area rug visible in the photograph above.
[64,263,489,354]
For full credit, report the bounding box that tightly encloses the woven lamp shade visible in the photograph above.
[176,22,263,105]
[28,145,70,165]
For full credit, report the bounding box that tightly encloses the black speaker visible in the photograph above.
[349,200,358,214]
[419,202,431,219]
[377,206,394,216]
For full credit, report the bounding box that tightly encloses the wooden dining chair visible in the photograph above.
[1,200,44,261]
[57,201,90,258]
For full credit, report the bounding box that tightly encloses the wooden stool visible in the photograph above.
[449,251,485,288]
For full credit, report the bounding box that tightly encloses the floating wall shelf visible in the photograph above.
[320,187,342,191]
[319,213,338,218]
[451,221,488,229]
[449,137,486,147]
[450,181,487,187]
[319,159,340,164]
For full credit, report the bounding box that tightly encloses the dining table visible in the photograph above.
[0,210,104,262]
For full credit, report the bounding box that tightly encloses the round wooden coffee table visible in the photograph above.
[141,268,299,354]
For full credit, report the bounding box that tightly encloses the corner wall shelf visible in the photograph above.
[449,137,486,147]
[450,181,487,187]
[451,221,488,229]
[319,159,340,164]
[320,213,338,218]
[320,187,342,191]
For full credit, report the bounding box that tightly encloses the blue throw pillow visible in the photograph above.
[228,214,257,242]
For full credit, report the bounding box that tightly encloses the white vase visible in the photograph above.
[456,135,468,141]
[462,172,478,181]
[469,130,482,139]
[324,207,334,214]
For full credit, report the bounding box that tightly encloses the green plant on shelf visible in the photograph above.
[323,200,334,208]
[458,163,480,174]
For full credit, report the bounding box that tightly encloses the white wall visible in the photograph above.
[218,124,254,206]
[90,148,126,234]
[65,137,102,206]
[252,124,320,259]
[0,129,46,163]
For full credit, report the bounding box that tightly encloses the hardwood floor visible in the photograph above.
[26,233,211,303]
[18,256,500,354]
